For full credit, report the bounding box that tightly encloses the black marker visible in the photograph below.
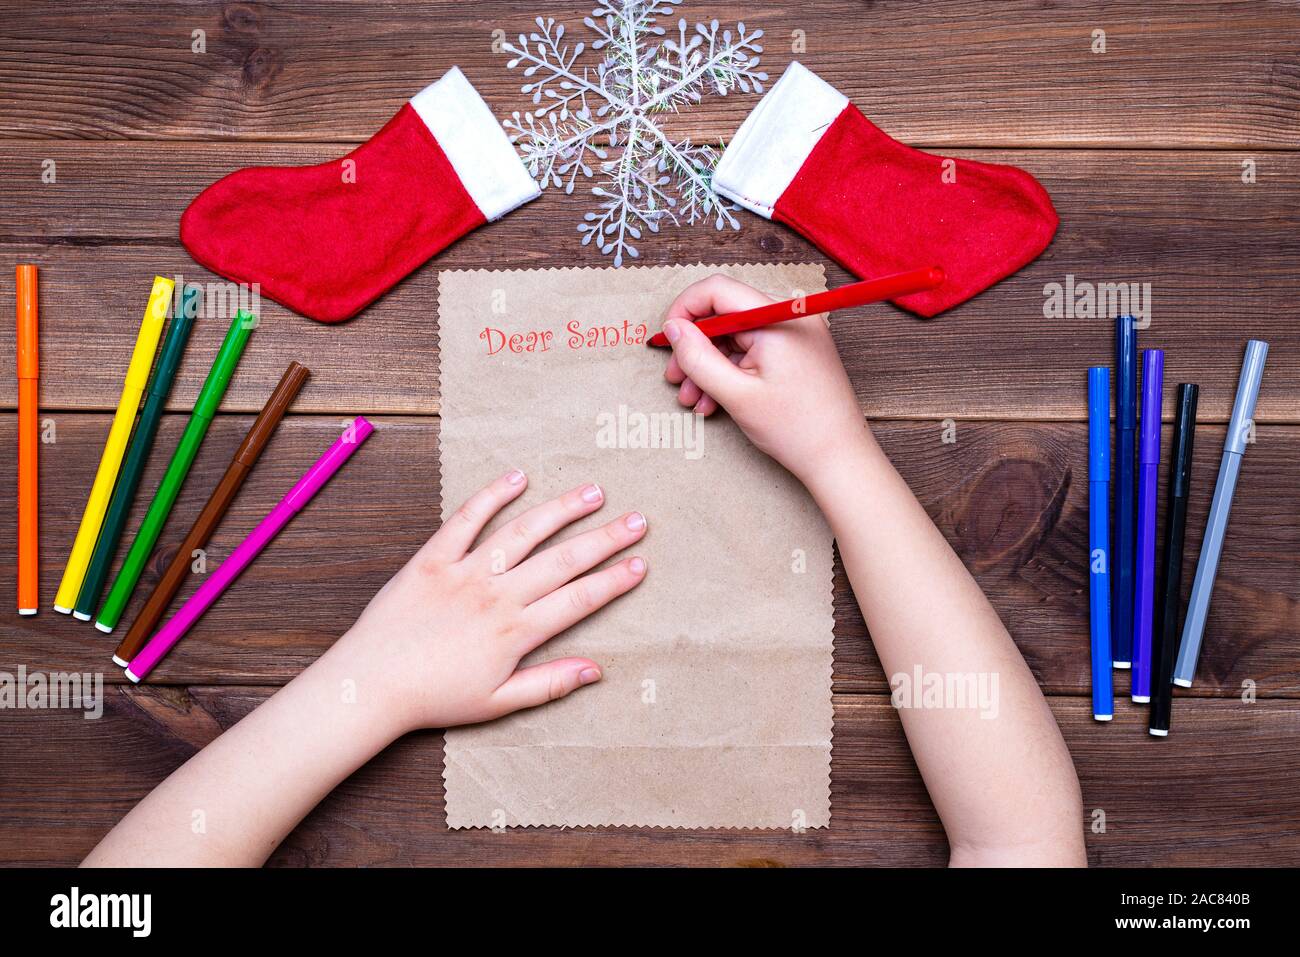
[1150,383,1198,736]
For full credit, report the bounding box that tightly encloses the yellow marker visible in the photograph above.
[53,277,174,612]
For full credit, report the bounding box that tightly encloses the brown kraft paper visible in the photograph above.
[439,263,833,829]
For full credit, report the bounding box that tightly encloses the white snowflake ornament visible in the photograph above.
[502,2,766,265]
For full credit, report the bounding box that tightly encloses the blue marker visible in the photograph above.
[1088,367,1114,721]
[1112,315,1138,668]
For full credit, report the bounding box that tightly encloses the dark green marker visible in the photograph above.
[73,286,201,621]
[95,309,255,633]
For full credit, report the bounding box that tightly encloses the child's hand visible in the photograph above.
[83,473,647,866]
[660,275,868,484]
[338,471,647,733]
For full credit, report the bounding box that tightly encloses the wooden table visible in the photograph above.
[1,1,1297,867]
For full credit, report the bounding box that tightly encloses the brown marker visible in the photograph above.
[113,361,310,665]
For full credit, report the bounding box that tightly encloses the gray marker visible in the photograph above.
[1174,339,1269,687]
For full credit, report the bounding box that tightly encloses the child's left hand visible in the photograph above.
[84,470,648,867]
[332,469,648,734]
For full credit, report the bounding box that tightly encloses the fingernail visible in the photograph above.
[625,511,646,531]
[578,667,602,685]
[629,557,647,575]
[663,319,681,343]
[506,469,525,485]
[581,484,603,503]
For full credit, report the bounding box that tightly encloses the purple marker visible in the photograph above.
[124,417,375,682]
[1132,350,1163,702]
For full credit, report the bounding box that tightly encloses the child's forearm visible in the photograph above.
[83,637,402,867]
[84,475,647,867]
[806,428,1086,866]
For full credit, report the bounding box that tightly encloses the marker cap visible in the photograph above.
[146,286,201,398]
[1224,340,1268,455]
[1087,366,1110,479]
[1171,383,1199,496]
[193,310,256,420]
[235,362,311,465]
[16,264,38,378]
[1115,315,1137,429]
[1139,349,1164,464]
[283,416,374,512]
[125,277,176,391]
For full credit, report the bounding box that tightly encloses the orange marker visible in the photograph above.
[16,265,39,615]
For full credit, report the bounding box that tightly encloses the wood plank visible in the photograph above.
[0,414,436,678]
[4,415,1296,696]
[0,241,438,417]
[1,2,1297,148]
[2,0,1294,875]
[833,420,1300,698]
[1,147,1299,420]
[1,689,1296,866]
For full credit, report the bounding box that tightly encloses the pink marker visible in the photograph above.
[125,417,374,682]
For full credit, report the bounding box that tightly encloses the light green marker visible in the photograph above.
[95,310,255,633]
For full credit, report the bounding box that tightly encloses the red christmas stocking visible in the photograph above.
[714,62,1058,317]
[180,67,539,323]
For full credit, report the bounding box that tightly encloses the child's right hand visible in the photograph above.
[660,275,869,484]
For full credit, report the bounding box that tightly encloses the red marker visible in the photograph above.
[647,266,945,347]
